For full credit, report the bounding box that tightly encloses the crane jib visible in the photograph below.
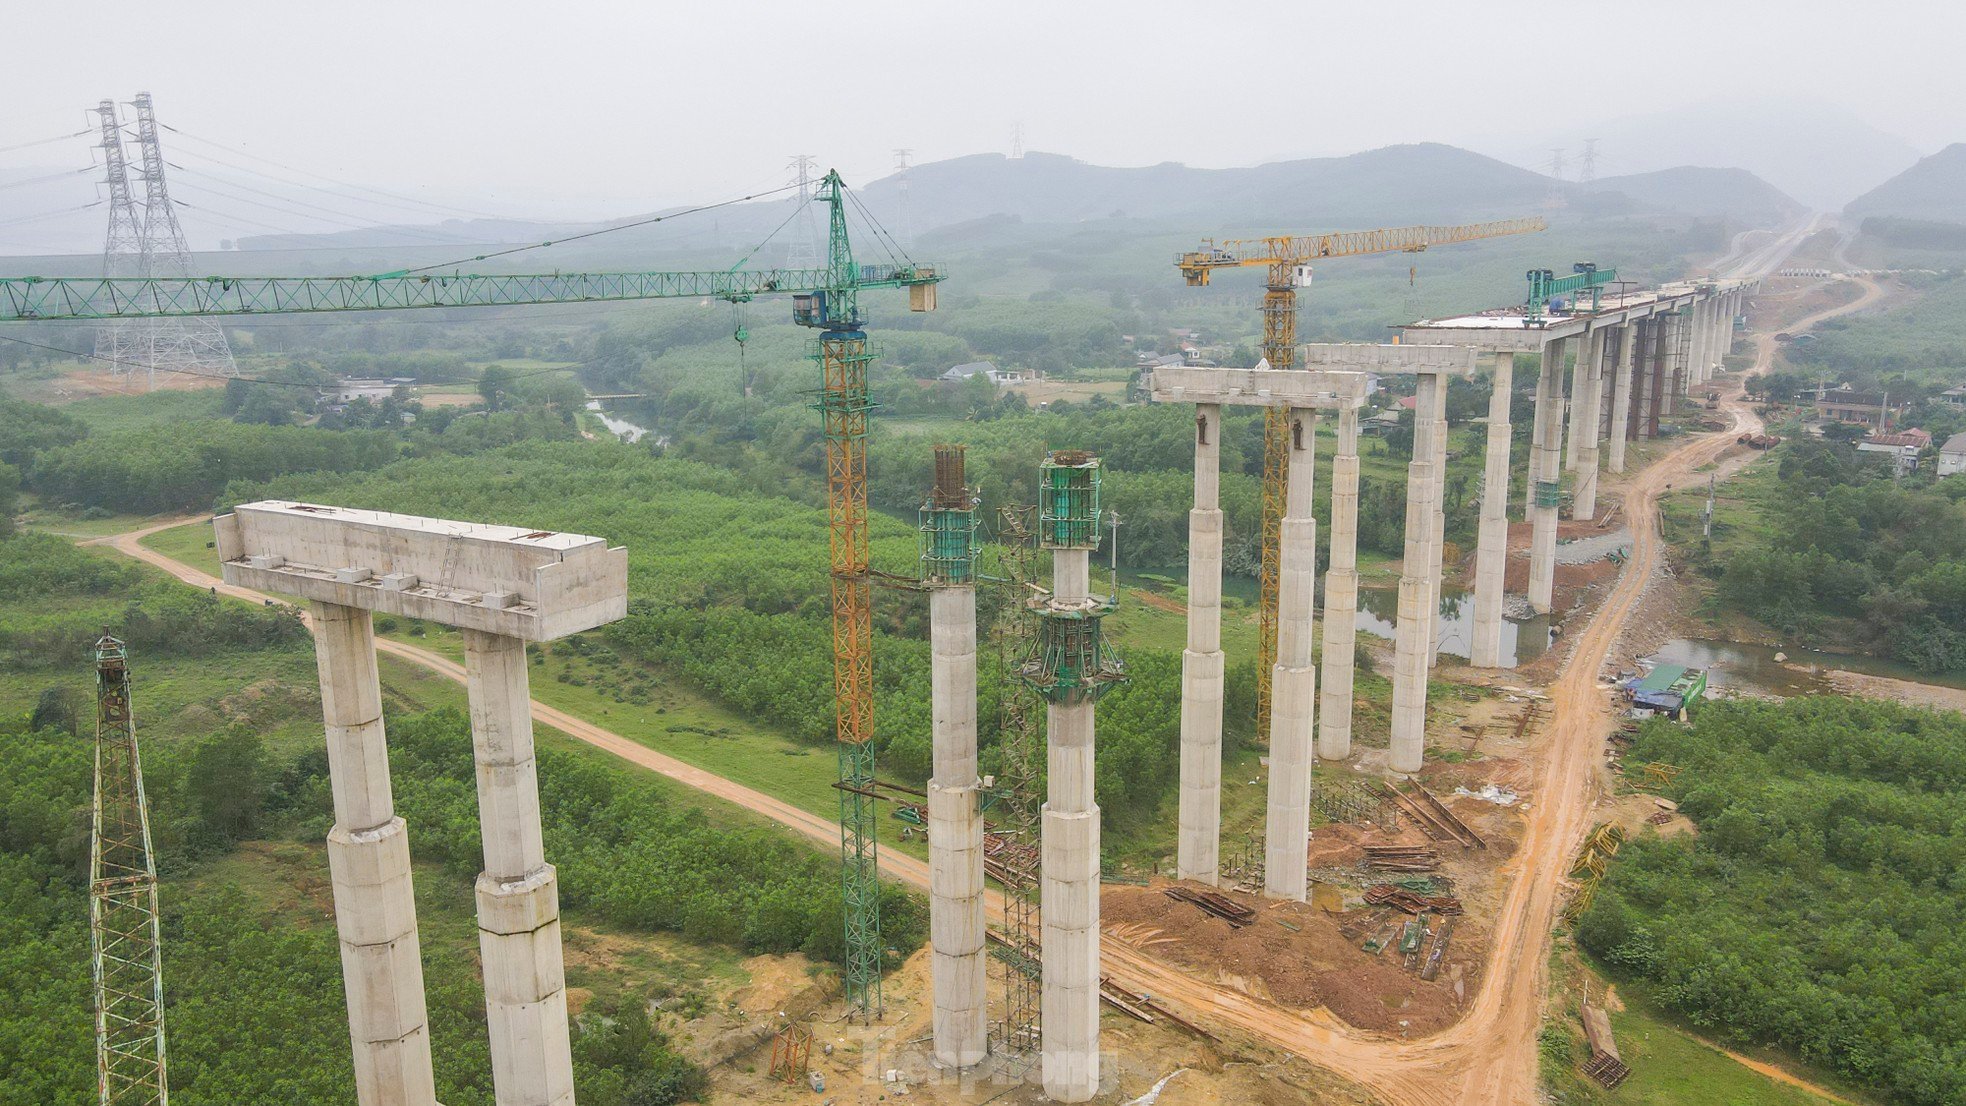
[0,265,940,321]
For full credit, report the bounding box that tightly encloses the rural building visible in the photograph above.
[1938,384,1966,408]
[1628,663,1707,720]
[1812,383,1905,428]
[1857,428,1932,474]
[324,376,415,403]
[939,361,1027,386]
[1940,432,1966,477]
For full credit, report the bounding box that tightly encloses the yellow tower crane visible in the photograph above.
[1175,217,1546,737]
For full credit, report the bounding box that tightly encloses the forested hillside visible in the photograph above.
[1673,437,1966,673]
[1578,697,1965,1106]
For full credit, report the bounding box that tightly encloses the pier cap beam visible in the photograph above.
[1297,342,1477,376]
[216,501,628,641]
[1150,365,1369,410]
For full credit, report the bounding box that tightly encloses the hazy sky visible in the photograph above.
[6,0,1963,221]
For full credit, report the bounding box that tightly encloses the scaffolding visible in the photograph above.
[987,504,1043,1067]
[90,635,168,1106]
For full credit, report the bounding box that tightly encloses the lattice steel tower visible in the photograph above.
[785,154,820,271]
[92,101,146,372]
[89,635,169,1106]
[125,92,238,384]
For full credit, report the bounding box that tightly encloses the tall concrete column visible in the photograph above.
[1573,329,1605,521]
[1422,373,1449,668]
[1685,300,1706,390]
[1607,324,1636,474]
[463,629,575,1106]
[1389,377,1441,774]
[1565,334,1588,471]
[1528,337,1567,614]
[1318,406,1362,759]
[927,583,986,1068]
[1263,408,1317,901]
[1469,352,1514,668]
[314,601,439,1106]
[1178,405,1225,883]
[1042,544,1099,1104]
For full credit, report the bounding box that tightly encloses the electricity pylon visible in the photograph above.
[91,101,146,374]
[89,635,169,1106]
[124,92,238,384]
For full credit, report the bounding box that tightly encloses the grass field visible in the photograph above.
[132,519,933,862]
[59,388,226,431]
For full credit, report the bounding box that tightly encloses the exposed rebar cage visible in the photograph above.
[920,445,979,586]
[90,634,168,1106]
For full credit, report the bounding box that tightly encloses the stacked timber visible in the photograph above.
[1364,883,1463,916]
[1162,886,1257,928]
[1363,844,1439,871]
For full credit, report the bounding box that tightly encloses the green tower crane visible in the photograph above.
[2,171,940,1021]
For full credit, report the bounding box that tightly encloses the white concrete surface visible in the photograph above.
[314,601,439,1106]
[464,629,574,1106]
[1318,406,1362,759]
[1469,352,1515,668]
[1573,329,1605,521]
[1607,323,1635,474]
[1042,548,1100,1104]
[216,501,627,641]
[1263,409,1316,901]
[1178,404,1225,884]
[928,586,987,1067]
[1528,337,1566,614]
[1389,377,1441,773]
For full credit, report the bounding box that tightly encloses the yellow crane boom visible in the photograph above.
[1175,216,1545,739]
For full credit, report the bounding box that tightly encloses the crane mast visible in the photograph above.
[90,635,169,1106]
[1175,217,1545,737]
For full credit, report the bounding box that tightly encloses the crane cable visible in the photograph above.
[392,181,804,277]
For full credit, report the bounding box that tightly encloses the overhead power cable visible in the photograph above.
[0,200,103,229]
[160,123,513,220]
[0,166,94,192]
[0,129,93,157]
[392,181,804,276]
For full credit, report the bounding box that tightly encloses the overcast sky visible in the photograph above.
[5,0,1963,222]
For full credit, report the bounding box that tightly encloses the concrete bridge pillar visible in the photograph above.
[1470,352,1514,668]
[314,601,439,1106]
[1573,328,1605,521]
[464,629,576,1106]
[1178,404,1225,883]
[1390,376,1443,772]
[1263,408,1317,900]
[1528,336,1567,614]
[1607,323,1636,474]
[1318,406,1362,758]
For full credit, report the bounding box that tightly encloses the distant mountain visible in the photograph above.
[1844,143,1966,224]
[857,144,1561,230]
[1589,166,1804,227]
[3,142,1791,265]
[1498,98,1924,210]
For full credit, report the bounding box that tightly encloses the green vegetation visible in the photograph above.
[1670,438,1966,673]
[1577,697,1965,1106]
[0,518,923,1105]
[1784,272,1966,392]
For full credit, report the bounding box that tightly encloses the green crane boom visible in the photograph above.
[5,169,936,1023]
[0,264,936,321]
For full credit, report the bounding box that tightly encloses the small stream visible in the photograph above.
[584,399,663,445]
[1644,637,1966,699]
[1356,584,1554,667]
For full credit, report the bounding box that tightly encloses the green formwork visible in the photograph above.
[1038,452,1102,549]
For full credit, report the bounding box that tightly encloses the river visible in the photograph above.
[1356,584,1554,667]
[584,399,662,445]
